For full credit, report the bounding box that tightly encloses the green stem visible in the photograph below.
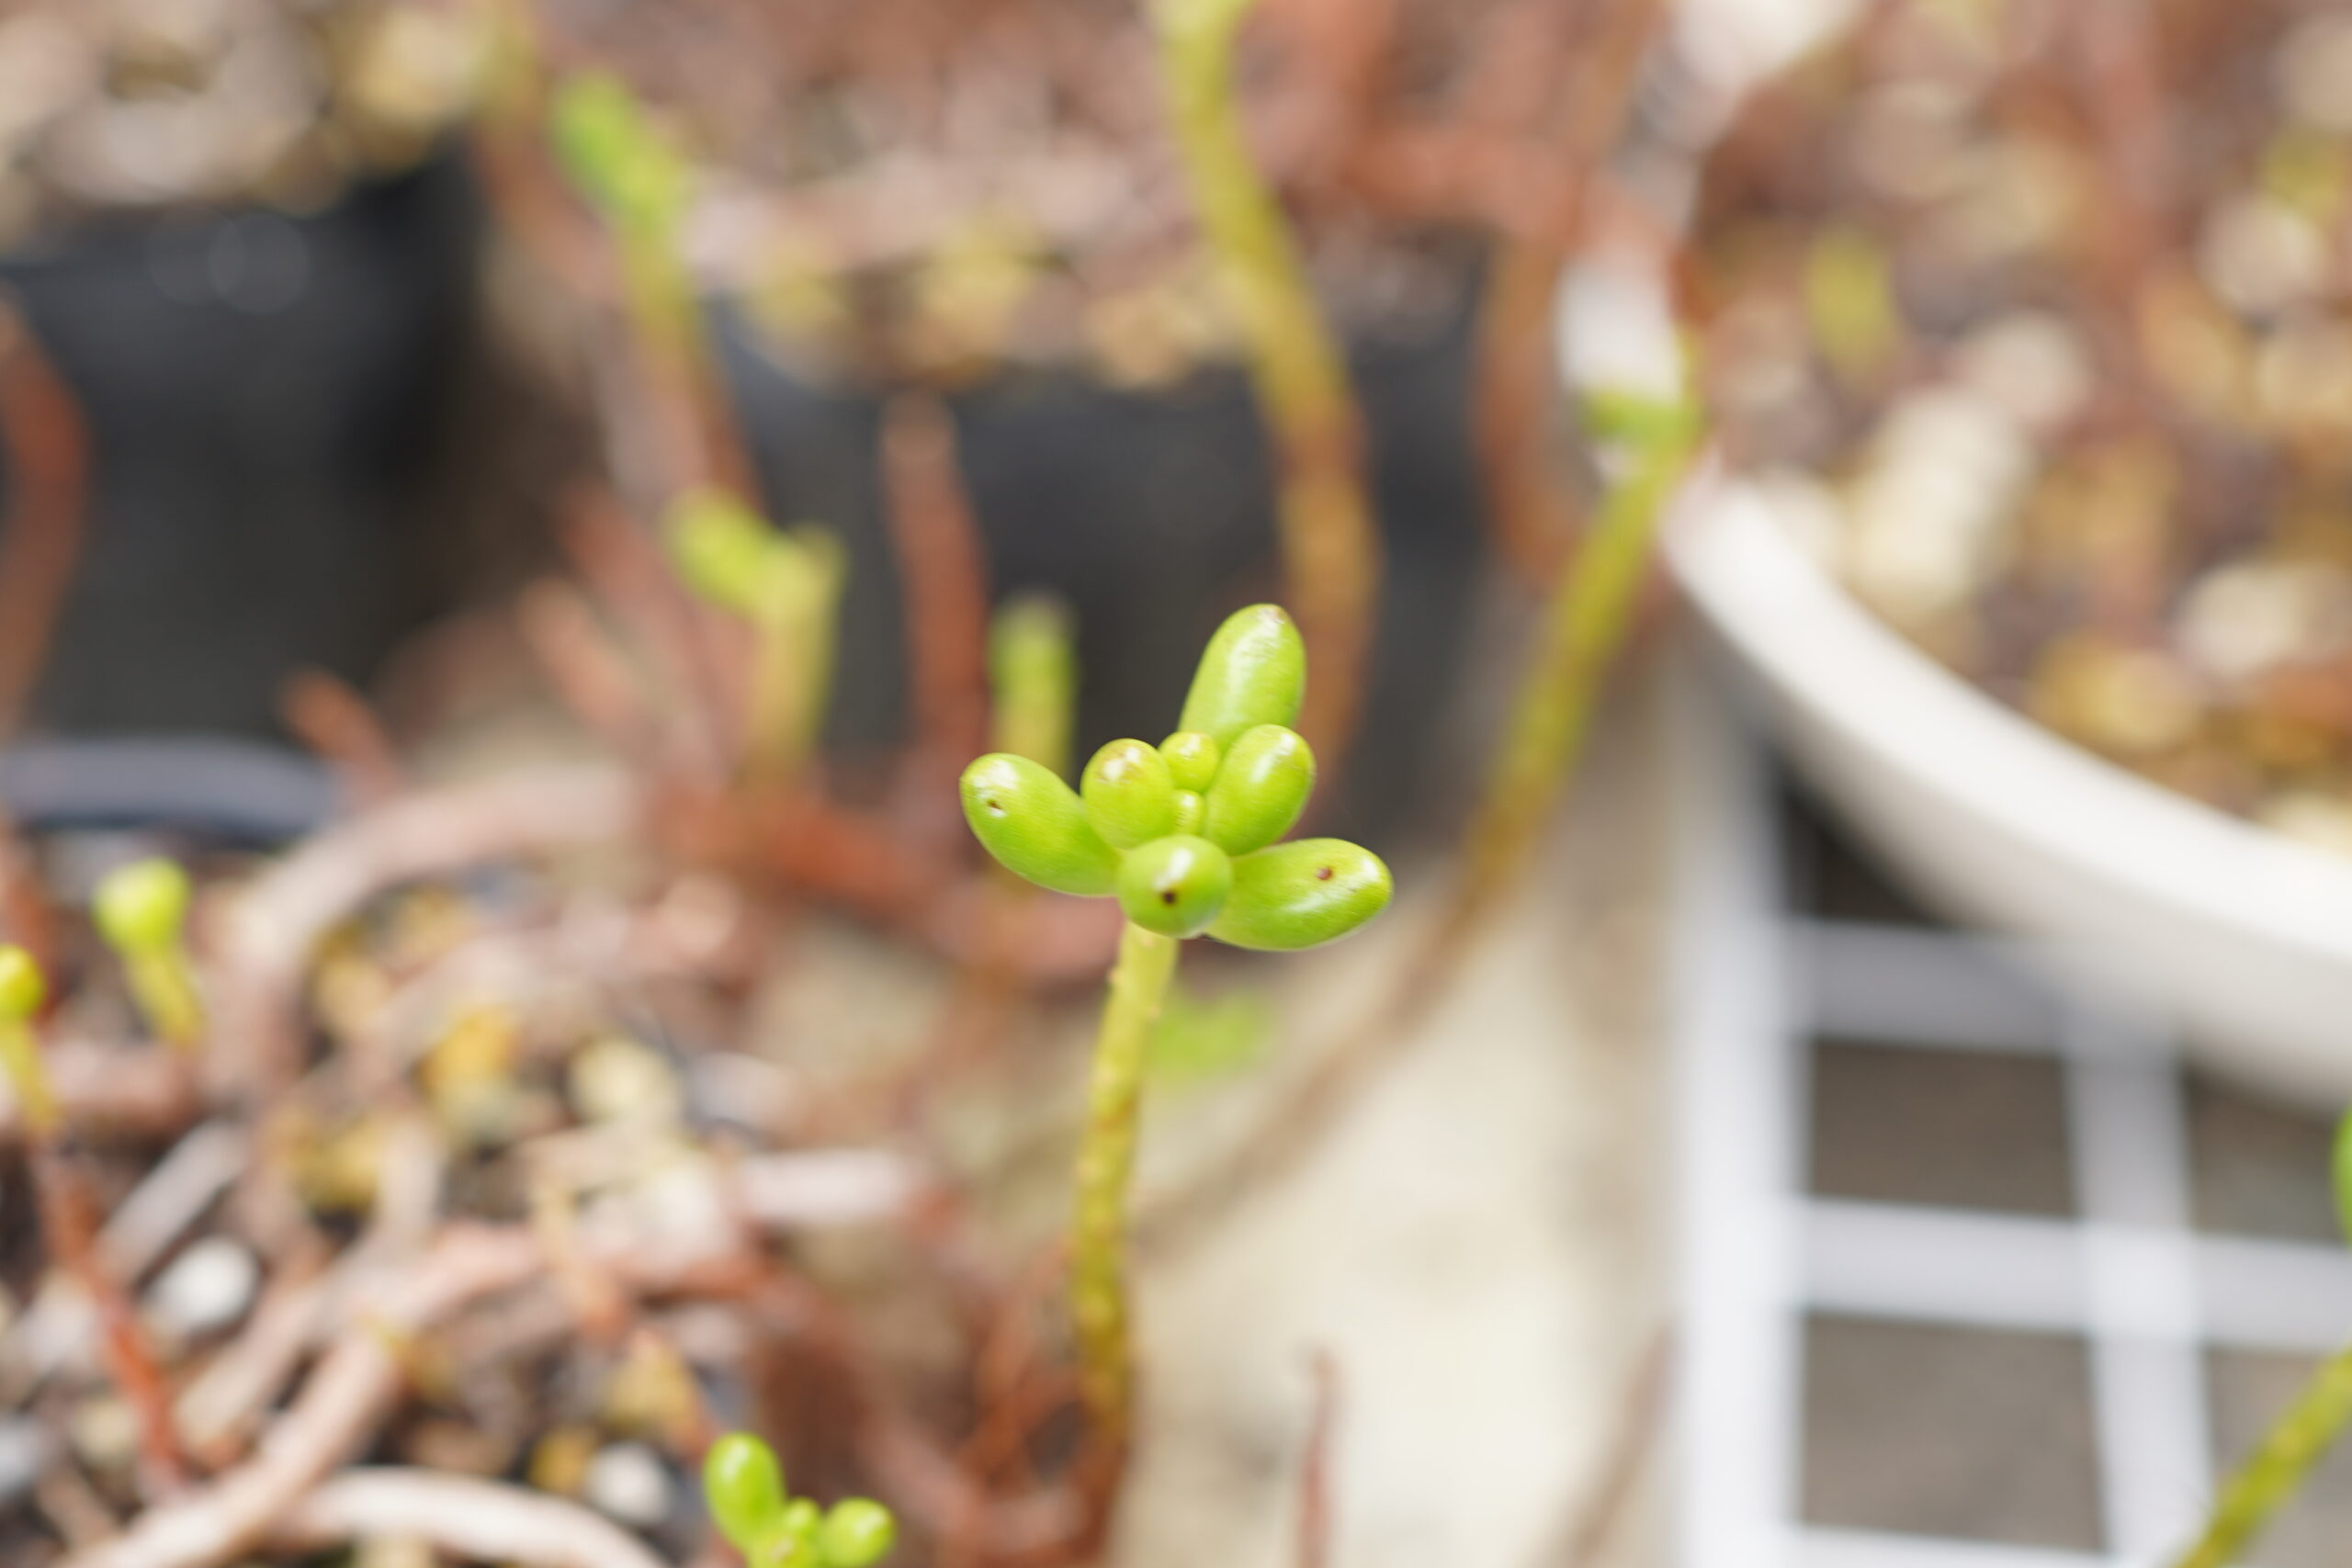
[1454,425,1692,919]
[1070,921,1182,1486]
[1155,0,1380,761]
[127,948,205,1055]
[2175,1340,2352,1568]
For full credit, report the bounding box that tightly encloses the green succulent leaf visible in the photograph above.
[1177,604,1305,749]
[961,754,1121,896]
[1116,835,1234,937]
[1201,724,1314,854]
[1207,838,1391,951]
[817,1498,899,1566]
[0,945,41,1021]
[1082,739,1178,850]
[703,1433,788,1554]
[94,858,192,957]
[1158,730,1222,792]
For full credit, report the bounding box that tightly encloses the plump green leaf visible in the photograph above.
[1177,604,1304,749]
[817,1498,899,1566]
[1081,739,1177,850]
[1207,839,1391,951]
[1116,835,1234,937]
[961,754,1120,896]
[703,1433,788,1554]
[1201,724,1313,854]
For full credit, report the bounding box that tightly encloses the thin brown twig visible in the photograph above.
[1546,1325,1673,1568]
[1472,0,1667,583]
[30,1140,188,1494]
[271,1468,671,1568]
[516,578,665,758]
[61,1225,548,1568]
[880,393,993,820]
[0,293,88,733]
[560,488,734,779]
[0,1038,193,1144]
[0,802,59,974]
[278,670,405,810]
[220,763,643,1090]
[1296,1349,1340,1568]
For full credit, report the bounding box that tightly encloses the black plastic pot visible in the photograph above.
[0,152,483,738]
[0,737,335,844]
[717,286,1489,846]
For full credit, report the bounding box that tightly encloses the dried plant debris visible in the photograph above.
[528,0,1591,384]
[0,0,485,245]
[1694,0,2352,847]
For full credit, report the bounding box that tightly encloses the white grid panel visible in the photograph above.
[1666,664,2352,1568]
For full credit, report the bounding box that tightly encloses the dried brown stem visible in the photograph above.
[517,579,664,758]
[1296,1349,1340,1568]
[31,1142,188,1493]
[0,293,88,733]
[278,670,404,810]
[221,763,642,1089]
[560,489,734,779]
[61,1226,547,1568]
[1545,1325,1673,1568]
[1472,0,1666,582]
[0,1039,194,1145]
[881,394,993,810]
[0,802,58,972]
[272,1468,672,1568]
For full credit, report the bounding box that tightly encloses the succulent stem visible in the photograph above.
[1070,919,1181,1523]
[1453,403,1694,927]
[1155,0,1380,764]
[127,950,205,1055]
[0,1017,53,1139]
[2174,1340,2352,1568]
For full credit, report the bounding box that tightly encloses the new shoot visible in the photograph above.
[704,1430,897,1567]
[94,857,205,1054]
[959,603,1392,1535]
[667,488,846,784]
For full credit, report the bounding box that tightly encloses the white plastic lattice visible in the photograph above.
[1666,664,2352,1568]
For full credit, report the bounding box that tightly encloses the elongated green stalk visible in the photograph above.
[2176,1342,2352,1568]
[1070,920,1182,1498]
[1452,408,1694,927]
[744,544,844,785]
[1154,0,1380,764]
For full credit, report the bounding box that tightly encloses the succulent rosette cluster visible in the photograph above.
[959,604,1391,947]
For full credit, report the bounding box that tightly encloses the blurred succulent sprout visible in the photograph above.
[703,1432,896,1567]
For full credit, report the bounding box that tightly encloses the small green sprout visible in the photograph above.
[0,944,52,1138]
[549,71,686,242]
[962,604,1389,953]
[989,594,1078,776]
[956,602,1391,1531]
[664,490,846,782]
[93,858,205,1055]
[703,1432,896,1567]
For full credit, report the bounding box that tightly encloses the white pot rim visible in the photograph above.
[1664,466,2352,968]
